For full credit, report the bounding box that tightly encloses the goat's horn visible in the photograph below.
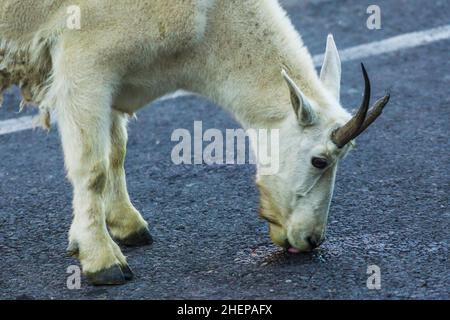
[355,92,391,136]
[332,63,371,148]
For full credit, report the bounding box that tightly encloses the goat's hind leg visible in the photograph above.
[58,77,131,285]
[105,110,153,246]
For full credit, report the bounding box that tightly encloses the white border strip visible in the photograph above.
[1,25,450,136]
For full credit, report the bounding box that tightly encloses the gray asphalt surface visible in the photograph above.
[0,0,449,299]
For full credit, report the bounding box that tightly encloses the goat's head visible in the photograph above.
[257,35,390,253]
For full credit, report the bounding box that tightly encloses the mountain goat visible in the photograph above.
[0,0,390,285]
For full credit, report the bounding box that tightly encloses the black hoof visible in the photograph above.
[86,265,126,286]
[120,264,134,281]
[117,227,153,247]
[66,242,79,257]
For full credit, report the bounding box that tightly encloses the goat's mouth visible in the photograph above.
[261,209,324,254]
[283,239,312,254]
[287,247,303,253]
[266,222,317,254]
[284,232,326,253]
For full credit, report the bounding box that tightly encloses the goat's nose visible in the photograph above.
[306,236,324,249]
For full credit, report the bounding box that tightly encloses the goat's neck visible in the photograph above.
[187,1,326,130]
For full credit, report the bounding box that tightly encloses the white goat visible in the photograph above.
[0,0,389,285]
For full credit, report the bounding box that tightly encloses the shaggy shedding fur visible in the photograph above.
[0,39,53,128]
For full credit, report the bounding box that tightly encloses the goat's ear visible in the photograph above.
[281,69,316,126]
[320,34,341,100]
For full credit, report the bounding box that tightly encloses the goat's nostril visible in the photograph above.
[306,236,321,249]
[306,236,315,248]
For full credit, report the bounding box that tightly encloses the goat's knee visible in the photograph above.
[88,164,108,194]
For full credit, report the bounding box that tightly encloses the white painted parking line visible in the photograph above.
[0,115,36,136]
[1,24,450,136]
[312,24,450,66]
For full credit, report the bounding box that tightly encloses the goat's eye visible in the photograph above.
[311,157,328,169]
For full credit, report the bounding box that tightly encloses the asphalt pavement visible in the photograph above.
[0,0,448,299]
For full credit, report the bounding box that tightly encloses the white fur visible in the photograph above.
[1,0,357,277]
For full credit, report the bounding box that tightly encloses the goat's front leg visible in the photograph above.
[59,85,131,285]
[105,110,153,246]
